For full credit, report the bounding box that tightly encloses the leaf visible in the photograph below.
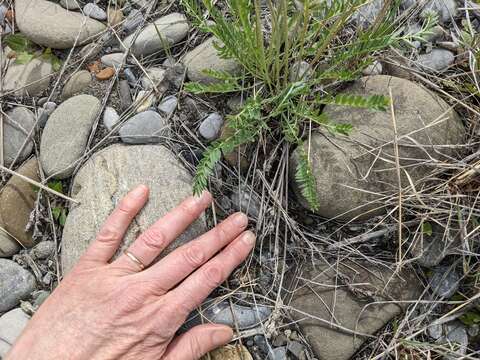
[295,143,320,212]
[318,94,390,111]
[52,207,68,226]
[47,180,63,194]
[4,33,35,52]
[460,311,480,326]
[41,48,63,72]
[59,209,68,227]
[15,51,35,65]
[422,222,433,236]
[52,207,62,221]
[184,80,241,94]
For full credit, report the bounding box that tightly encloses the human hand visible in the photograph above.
[7,185,255,360]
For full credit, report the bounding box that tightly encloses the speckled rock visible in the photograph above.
[61,70,92,100]
[291,75,464,220]
[0,158,40,248]
[183,37,241,84]
[40,95,101,179]
[61,144,206,273]
[16,0,106,49]
[3,107,35,167]
[123,13,189,57]
[0,259,36,313]
[0,308,30,357]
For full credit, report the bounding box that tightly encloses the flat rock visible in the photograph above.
[83,3,107,21]
[101,53,125,68]
[2,57,53,97]
[417,49,455,72]
[16,0,106,49]
[183,37,241,84]
[0,158,40,248]
[40,95,101,179]
[286,261,421,360]
[0,219,20,258]
[0,308,30,357]
[119,111,168,144]
[61,70,92,99]
[3,107,35,167]
[291,75,464,220]
[123,13,189,57]
[0,259,36,313]
[61,144,206,273]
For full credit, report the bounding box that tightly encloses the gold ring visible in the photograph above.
[123,250,146,271]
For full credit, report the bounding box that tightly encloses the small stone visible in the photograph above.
[0,308,30,357]
[118,80,133,110]
[134,90,157,113]
[123,9,144,33]
[103,106,120,131]
[62,70,92,99]
[31,241,55,260]
[60,0,81,10]
[37,101,57,128]
[123,13,190,57]
[227,96,246,113]
[2,107,35,167]
[101,53,125,68]
[287,341,306,359]
[272,334,288,347]
[16,0,106,49]
[119,111,168,144]
[140,67,166,89]
[290,61,313,82]
[96,67,116,80]
[40,95,101,179]
[430,266,461,298]
[427,323,443,340]
[157,95,178,116]
[202,345,253,360]
[123,68,137,85]
[107,7,123,26]
[87,60,101,74]
[31,290,50,308]
[0,259,36,313]
[0,159,40,248]
[417,49,455,72]
[362,60,383,75]
[83,3,107,21]
[269,347,287,360]
[443,321,468,356]
[0,221,20,258]
[199,113,224,141]
[42,272,52,286]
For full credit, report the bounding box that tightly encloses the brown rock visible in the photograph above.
[95,67,115,81]
[0,158,40,248]
[202,345,253,360]
[107,8,124,26]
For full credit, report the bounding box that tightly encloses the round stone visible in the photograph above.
[3,107,35,167]
[0,259,36,313]
[119,111,168,144]
[62,70,92,100]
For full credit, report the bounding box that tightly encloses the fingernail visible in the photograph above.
[131,185,148,198]
[241,231,256,246]
[233,212,248,227]
[194,190,212,206]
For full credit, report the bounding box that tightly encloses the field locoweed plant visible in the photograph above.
[182,0,436,211]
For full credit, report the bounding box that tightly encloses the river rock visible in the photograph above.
[61,144,206,273]
[40,95,101,179]
[199,113,223,141]
[286,260,421,360]
[83,3,107,21]
[157,95,178,116]
[0,220,20,258]
[37,101,57,128]
[123,13,189,57]
[3,107,35,167]
[2,57,53,97]
[417,49,455,72]
[103,106,120,131]
[0,308,30,357]
[203,345,253,360]
[119,111,167,143]
[140,67,166,89]
[101,53,125,68]
[0,259,36,313]
[60,0,80,10]
[16,0,106,49]
[0,159,40,248]
[183,37,241,84]
[61,70,92,99]
[107,7,124,26]
[123,9,144,33]
[291,75,464,220]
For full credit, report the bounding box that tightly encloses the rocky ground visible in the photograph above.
[1,0,480,359]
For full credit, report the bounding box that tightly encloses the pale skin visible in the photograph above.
[7,185,255,360]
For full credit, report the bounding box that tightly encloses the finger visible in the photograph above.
[112,191,212,272]
[164,231,256,323]
[139,212,248,291]
[80,185,149,266]
[163,324,233,360]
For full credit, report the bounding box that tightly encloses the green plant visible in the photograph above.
[183,0,436,210]
[4,33,62,71]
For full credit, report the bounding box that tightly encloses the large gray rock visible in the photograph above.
[123,13,189,57]
[3,107,35,167]
[183,37,241,84]
[0,308,30,357]
[15,0,106,49]
[2,58,53,97]
[291,75,464,220]
[119,111,168,144]
[0,158,40,249]
[61,144,206,273]
[40,95,101,179]
[0,259,36,313]
[286,261,421,360]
